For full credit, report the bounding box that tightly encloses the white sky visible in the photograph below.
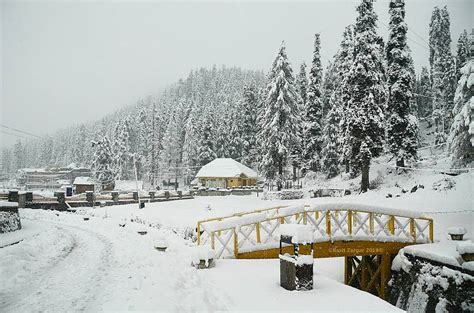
[1,0,472,147]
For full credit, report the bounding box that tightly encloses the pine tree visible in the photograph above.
[91,136,115,190]
[337,25,356,174]
[345,0,386,192]
[321,98,340,178]
[322,61,337,118]
[293,63,308,178]
[386,0,417,168]
[240,84,260,167]
[429,6,455,138]
[415,67,432,118]
[456,30,470,80]
[258,42,300,190]
[303,34,324,173]
[447,59,473,166]
[113,118,132,180]
[432,50,447,144]
[197,122,217,167]
[296,63,309,111]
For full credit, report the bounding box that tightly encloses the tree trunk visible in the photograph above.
[278,161,283,191]
[361,162,370,193]
[345,160,350,174]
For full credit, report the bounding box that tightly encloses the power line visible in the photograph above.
[0,130,31,140]
[0,125,50,141]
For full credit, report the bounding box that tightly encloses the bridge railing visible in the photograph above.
[197,204,434,259]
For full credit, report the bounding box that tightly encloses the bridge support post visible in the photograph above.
[345,254,394,300]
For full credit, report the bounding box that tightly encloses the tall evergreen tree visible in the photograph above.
[456,29,470,80]
[337,25,356,174]
[240,84,260,167]
[321,98,340,178]
[303,34,324,173]
[429,6,455,138]
[415,67,432,118]
[344,0,386,192]
[91,136,115,190]
[296,63,309,110]
[197,123,217,167]
[113,118,132,180]
[448,59,473,166]
[258,42,300,190]
[386,0,417,168]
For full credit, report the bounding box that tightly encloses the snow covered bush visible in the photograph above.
[262,190,304,200]
[0,210,21,233]
[390,251,474,312]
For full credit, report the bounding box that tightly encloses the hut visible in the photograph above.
[73,177,95,194]
[195,158,258,189]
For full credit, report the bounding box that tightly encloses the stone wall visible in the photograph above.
[389,253,474,312]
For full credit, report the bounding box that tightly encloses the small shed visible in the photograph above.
[73,177,95,194]
[195,158,258,189]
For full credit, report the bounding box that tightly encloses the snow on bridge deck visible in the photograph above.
[197,203,434,259]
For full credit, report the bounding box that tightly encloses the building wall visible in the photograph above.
[199,177,257,188]
[75,184,94,194]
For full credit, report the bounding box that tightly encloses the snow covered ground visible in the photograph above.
[1,209,400,312]
[0,169,471,312]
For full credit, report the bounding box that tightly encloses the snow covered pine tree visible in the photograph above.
[258,42,300,190]
[386,0,417,168]
[303,34,324,173]
[448,58,474,166]
[344,0,386,192]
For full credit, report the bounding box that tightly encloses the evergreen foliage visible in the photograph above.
[386,0,418,167]
[303,34,324,173]
[258,42,300,190]
[344,0,386,192]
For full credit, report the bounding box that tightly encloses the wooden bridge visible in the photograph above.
[196,203,434,300]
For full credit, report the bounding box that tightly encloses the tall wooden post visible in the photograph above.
[380,254,392,300]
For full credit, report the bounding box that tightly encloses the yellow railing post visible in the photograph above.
[326,211,331,235]
[211,232,215,250]
[429,219,434,242]
[369,213,374,235]
[410,219,416,242]
[389,216,395,235]
[280,217,285,224]
[303,212,307,225]
[256,222,261,243]
[197,222,201,245]
[348,210,353,235]
[234,229,239,258]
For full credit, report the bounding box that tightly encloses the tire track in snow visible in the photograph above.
[1,222,113,313]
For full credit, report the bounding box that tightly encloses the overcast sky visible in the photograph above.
[1,0,472,147]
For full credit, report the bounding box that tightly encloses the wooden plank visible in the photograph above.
[236,241,412,259]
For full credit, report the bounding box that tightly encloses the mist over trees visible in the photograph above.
[2,0,472,192]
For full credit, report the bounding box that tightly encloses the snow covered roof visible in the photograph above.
[195,158,258,179]
[73,176,95,185]
[114,180,143,191]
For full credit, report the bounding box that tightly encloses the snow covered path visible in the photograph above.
[1,220,114,312]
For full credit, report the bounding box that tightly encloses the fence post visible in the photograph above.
[348,210,353,235]
[429,219,434,242]
[211,232,215,250]
[389,216,395,235]
[234,229,239,258]
[326,211,331,236]
[410,219,416,242]
[256,223,261,243]
[369,213,374,235]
